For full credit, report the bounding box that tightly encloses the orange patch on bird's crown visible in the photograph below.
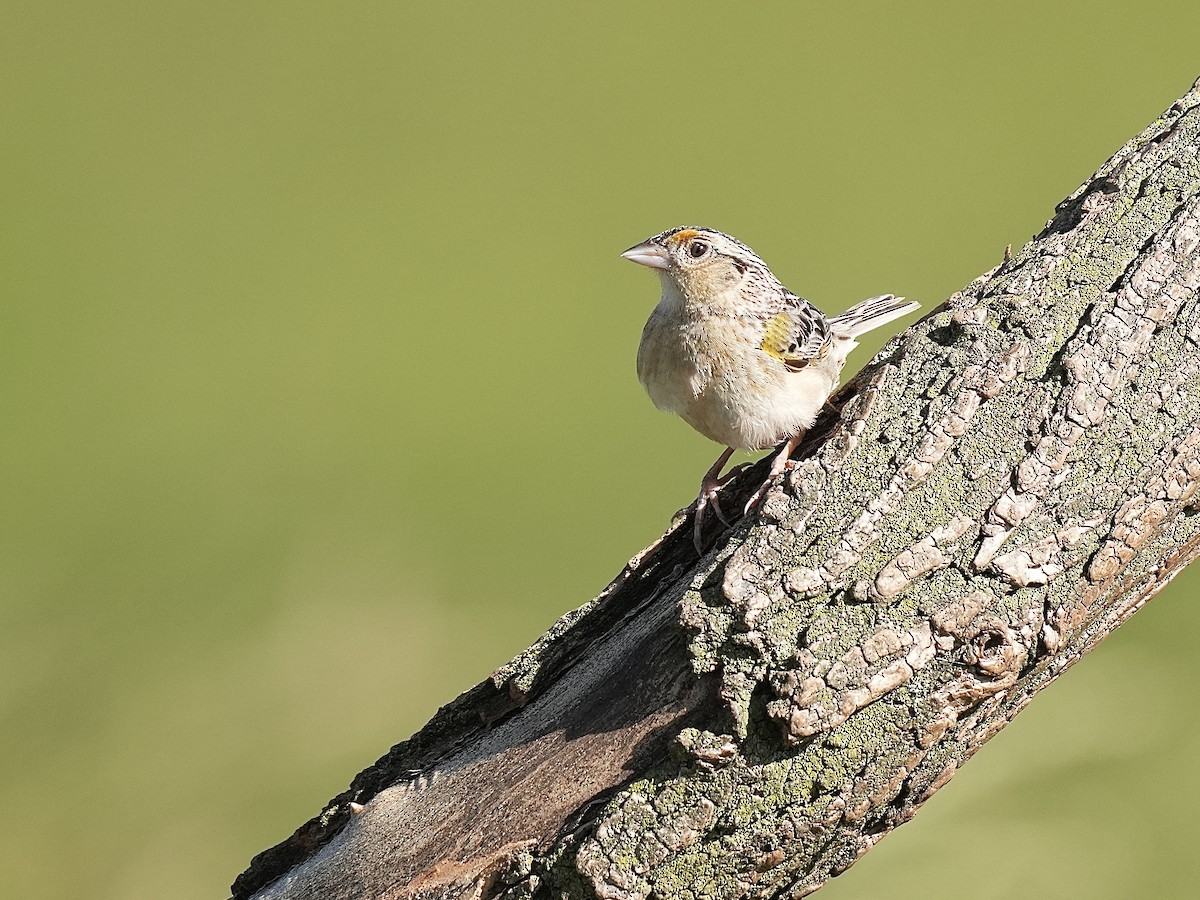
[666,229,700,245]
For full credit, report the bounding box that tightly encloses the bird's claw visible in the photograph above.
[742,464,794,513]
[691,461,758,552]
[743,437,802,516]
[743,481,773,515]
[693,490,716,553]
[709,491,730,527]
[689,442,799,555]
[693,477,728,552]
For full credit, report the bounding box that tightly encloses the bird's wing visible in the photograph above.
[758,292,831,372]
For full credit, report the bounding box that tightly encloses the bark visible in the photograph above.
[233,76,1200,900]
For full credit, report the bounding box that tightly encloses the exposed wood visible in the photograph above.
[233,75,1200,900]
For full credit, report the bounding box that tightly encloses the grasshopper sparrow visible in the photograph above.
[624,226,918,551]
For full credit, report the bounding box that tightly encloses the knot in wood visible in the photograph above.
[961,615,1027,680]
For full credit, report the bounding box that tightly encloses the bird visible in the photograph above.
[622,225,919,551]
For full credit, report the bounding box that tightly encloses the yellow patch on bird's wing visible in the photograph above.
[666,229,700,245]
[761,313,818,371]
[759,313,794,359]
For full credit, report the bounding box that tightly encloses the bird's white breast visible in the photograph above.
[637,277,702,414]
[637,280,844,451]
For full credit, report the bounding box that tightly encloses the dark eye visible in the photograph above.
[687,240,709,259]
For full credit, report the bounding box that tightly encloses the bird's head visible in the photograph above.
[622,226,770,310]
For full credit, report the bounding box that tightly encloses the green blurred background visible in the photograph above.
[3,2,1198,897]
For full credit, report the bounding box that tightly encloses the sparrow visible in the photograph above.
[623,225,918,551]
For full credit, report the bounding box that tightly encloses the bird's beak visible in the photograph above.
[621,241,671,270]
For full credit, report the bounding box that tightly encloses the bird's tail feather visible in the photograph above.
[827,294,920,339]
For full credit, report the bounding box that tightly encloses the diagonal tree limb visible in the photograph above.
[233,75,1200,900]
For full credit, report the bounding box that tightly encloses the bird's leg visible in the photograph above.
[692,450,763,552]
[693,447,735,552]
[743,433,803,514]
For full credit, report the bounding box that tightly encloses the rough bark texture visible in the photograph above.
[233,77,1200,900]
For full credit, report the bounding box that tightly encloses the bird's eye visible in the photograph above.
[687,240,709,259]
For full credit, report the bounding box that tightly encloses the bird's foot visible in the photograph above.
[704,462,753,525]
[692,488,718,554]
[743,434,803,515]
[692,449,754,553]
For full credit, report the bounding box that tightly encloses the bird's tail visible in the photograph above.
[827,294,920,339]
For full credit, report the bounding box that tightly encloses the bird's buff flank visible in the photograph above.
[623,225,919,552]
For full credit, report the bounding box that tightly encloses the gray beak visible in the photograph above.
[621,241,671,270]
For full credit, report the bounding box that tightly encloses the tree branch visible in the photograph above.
[233,75,1200,900]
